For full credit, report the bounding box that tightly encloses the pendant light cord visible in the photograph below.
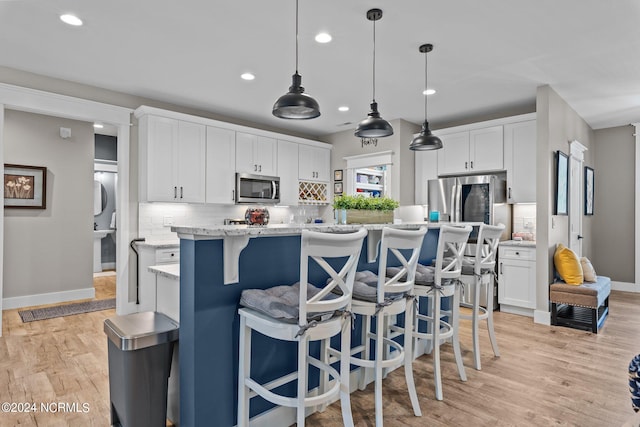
[372,18,376,102]
[295,0,299,73]
[424,52,428,119]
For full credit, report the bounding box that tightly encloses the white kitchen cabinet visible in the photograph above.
[139,115,206,202]
[136,244,180,313]
[277,140,299,206]
[414,149,438,205]
[504,120,536,203]
[437,126,503,175]
[354,167,386,197]
[236,132,277,176]
[205,126,236,204]
[498,245,536,316]
[298,144,330,182]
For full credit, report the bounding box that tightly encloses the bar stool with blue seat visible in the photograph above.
[458,223,505,370]
[408,224,472,401]
[237,228,367,427]
[326,226,427,426]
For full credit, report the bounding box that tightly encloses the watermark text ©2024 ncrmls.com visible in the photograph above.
[1,402,91,413]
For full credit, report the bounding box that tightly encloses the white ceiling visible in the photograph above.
[1,0,639,138]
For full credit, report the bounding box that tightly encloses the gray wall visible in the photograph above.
[320,118,420,206]
[3,110,94,299]
[593,125,635,282]
[536,85,595,312]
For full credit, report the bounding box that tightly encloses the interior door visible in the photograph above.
[568,154,583,256]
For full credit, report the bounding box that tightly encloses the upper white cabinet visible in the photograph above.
[437,126,503,175]
[138,114,206,203]
[206,126,236,204]
[414,150,438,205]
[299,144,330,182]
[504,120,536,203]
[277,140,299,206]
[236,132,277,176]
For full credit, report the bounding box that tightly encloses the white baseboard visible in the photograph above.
[611,281,639,293]
[534,309,551,325]
[3,287,96,310]
[499,304,533,317]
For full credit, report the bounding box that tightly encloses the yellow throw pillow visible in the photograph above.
[580,257,597,282]
[553,243,583,285]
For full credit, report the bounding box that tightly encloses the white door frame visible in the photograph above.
[634,124,640,284]
[568,140,587,256]
[0,83,134,336]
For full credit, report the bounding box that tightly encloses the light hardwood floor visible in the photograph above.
[1,285,639,426]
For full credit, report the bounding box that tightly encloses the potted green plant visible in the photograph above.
[333,195,399,224]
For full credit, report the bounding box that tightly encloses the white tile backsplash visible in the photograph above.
[138,203,332,240]
[512,204,536,240]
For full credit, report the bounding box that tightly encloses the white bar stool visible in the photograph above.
[412,224,472,401]
[327,227,427,427]
[237,228,367,427]
[459,223,504,370]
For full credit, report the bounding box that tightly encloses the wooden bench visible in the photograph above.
[550,276,611,333]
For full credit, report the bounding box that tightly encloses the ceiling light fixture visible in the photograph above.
[338,106,350,112]
[409,43,443,151]
[315,32,332,43]
[355,9,393,139]
[241,72,255,81]
[423,88,436,96]
[93,123,104,129]
[272,0,320,120]
[60,14,83,26]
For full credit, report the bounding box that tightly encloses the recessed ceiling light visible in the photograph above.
[93,123,104,129]
[338,106,350,112]
[240,72,255,81]
[423,89,436,95]
[315,33,332,43]
[60,14,83,26]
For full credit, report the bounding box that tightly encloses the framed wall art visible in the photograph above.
[334,181,343,194]
[555,151,568,215]
[584,166,594,215]
[334,169,343,182]
[4,164,47,209]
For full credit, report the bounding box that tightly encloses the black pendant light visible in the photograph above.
[355,9,393,138]
[409,43,443,151]
[272,0,320,120]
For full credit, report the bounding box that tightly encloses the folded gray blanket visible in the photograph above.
[240,282,337,323]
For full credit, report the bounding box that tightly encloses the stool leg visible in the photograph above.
[340,317,355,427]
[452,286,467,382]
[472,276,482,370]
[237,315,251,427]
[374,313,385,426]
[403,301,422,416]
[432,293,443,401]
[486,277,500,358]
[359,314,371,391]
[318,338,329,412]
[297,337,309,427]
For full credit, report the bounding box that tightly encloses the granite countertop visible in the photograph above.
[134,239,180,248]
[149,263,180,280]
[500,239,536,247]
[171,221,482,239]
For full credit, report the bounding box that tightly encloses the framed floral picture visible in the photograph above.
[4,164,47,209]
[334,169,343,182]
[584,166,594,215]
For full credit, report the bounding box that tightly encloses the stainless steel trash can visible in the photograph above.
[104,311,179,427]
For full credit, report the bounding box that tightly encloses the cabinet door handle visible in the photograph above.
[259,165,262,172]
[465,161,468,169]
[515,251,520,256]
[254,164,257,172]
[500,262,503,274]
[508,187,512,199]
[180,186,183,199]
[174,186,177,198]
[470,161,474,169]
[232,190,235,201]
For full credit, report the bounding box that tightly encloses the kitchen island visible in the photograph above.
[172,222,458,427]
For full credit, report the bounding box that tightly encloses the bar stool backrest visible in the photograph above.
[299,228,367,323]
[378,227,428,304]
[434,225,473,285]
[472,223,505,275]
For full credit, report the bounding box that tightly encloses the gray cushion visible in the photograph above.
[387,264,435,286]
[240,282,337,323]
[330,270,404,303]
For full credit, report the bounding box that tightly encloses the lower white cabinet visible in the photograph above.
[136,244,179,313]
[498,244,536,316]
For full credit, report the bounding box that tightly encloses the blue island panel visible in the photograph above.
[179,229,439,427]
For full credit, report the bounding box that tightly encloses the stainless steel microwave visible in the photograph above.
[235,173,280,204]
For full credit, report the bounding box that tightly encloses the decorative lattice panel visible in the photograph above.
[298,181,328,205]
